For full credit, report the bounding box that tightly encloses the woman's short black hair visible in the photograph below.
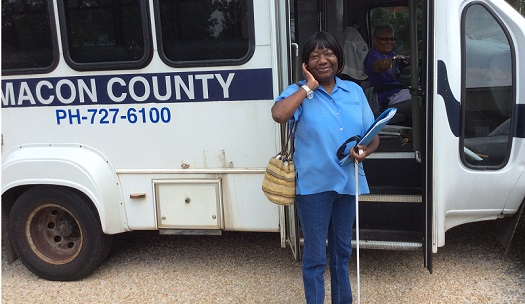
[301,31,345,74]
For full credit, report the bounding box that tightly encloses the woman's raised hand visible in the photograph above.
[302,63,319,90]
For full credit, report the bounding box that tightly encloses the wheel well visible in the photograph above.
[2,185,31,215]
[486,197,525,254]
[3,185,101,217]
[1,185,103,263]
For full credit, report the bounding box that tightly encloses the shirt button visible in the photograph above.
[340,128,343,131]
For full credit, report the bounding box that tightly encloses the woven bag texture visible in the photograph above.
[262,156,296,205]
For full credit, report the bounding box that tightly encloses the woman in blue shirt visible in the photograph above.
[272,31,379,304]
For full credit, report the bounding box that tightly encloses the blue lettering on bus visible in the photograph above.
[55,106,173,125]
[1,68,273,108]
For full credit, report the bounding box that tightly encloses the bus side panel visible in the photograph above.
[1,0,282,234]
[222,174,280,231]
[118,173,280,232]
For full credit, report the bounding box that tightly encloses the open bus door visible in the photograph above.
[431,0,525,254]
[432,0,524,240]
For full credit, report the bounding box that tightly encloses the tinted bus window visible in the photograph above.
[59,0,151,70]
[369,6,410,55]
[461,4,514,168]
[1,0,57,74]
[156,0,252,66]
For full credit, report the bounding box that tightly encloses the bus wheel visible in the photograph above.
[8,186,113,281]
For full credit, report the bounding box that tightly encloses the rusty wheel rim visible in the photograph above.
[26,204,83,265]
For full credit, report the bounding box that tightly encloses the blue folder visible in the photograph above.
[338,108,397,166]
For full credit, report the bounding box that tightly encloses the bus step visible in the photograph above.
[298,237,423,251]
[159,229,222,235]
[368,151,416,159]
[351,239,422,251]
[360,193,422,203]
[365,158,421,188]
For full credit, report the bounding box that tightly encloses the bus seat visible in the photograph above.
[362,80,408,119]
[341,26,368,83]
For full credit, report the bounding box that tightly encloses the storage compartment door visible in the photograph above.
[155,179,222,229]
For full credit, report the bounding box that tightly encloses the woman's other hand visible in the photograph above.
[350,135,380,163]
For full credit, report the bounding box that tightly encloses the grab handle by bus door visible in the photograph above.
[291,43,300,83]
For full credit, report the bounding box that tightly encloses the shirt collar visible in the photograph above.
[334,76,351,93]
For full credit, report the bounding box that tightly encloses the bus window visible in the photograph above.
[1,0,58,75]
[59,0,151,70]
[155,0,253,66]
[461,4,514,168]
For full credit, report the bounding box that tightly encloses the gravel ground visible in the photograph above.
[2,217,524,304]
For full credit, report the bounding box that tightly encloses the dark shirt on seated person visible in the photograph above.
[364,48,403,105]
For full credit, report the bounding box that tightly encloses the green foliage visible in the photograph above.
[505,0,525,15]
[369,6,416,55]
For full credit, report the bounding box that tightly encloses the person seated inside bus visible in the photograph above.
[364,23,411,119]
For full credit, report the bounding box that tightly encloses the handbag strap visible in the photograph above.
[278,82,302,160]
[280,121,298,160]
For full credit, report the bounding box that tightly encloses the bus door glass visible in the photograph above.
[461,4,513,168]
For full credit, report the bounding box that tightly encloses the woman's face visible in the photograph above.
[374,29,396,54]
[306,46,338,84]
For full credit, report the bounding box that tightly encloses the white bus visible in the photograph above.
[2,0,524,281]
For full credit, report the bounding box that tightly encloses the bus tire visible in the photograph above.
[8,186,113,281]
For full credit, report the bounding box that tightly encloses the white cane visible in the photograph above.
[354,156,361,304]
[345,108,396,304]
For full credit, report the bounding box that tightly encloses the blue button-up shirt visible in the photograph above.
[275,77,375,195]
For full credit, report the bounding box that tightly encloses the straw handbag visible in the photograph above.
[262,122,297,205]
